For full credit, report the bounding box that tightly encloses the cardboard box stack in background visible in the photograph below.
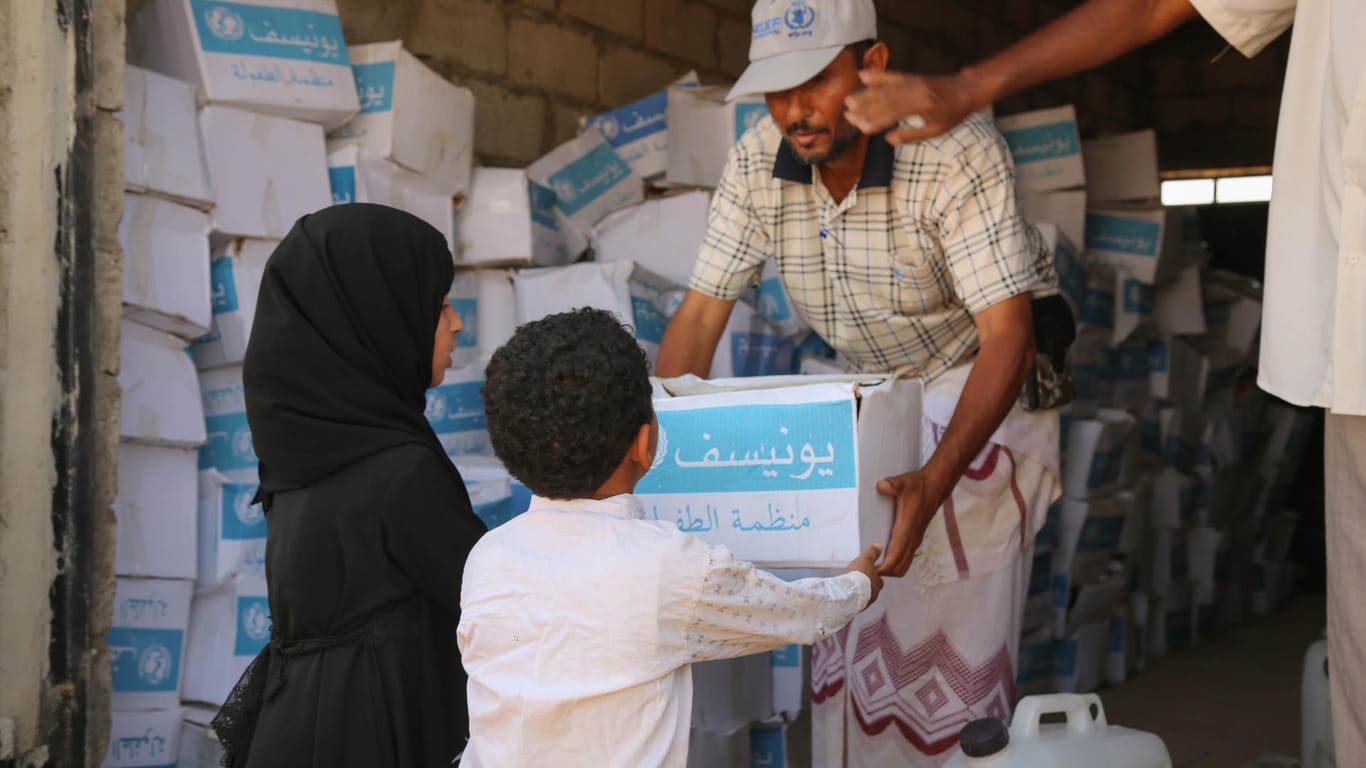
[994,105,1311,701]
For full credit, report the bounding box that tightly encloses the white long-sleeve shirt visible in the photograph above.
[456,494,870,767]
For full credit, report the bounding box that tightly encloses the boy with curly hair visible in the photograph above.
[457,307,882,767]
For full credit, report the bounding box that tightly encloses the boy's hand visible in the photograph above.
[845,543,884,608]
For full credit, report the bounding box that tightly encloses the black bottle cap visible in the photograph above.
[960,717,1010,758]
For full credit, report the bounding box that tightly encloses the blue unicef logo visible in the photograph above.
[597,116,621,142]
[137,643,174,687]
[424,391,447,422]
[553,178,578,206]
[785,1,816,31]
[203,6,246,41]
[234,489,263,528]
[232,425,255,462]
[651,426,668,470]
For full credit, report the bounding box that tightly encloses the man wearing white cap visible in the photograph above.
[657,1,1065,765]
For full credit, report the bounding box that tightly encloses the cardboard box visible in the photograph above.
[446,270,480,369]
[456,168,579,268]
[105,708,183,768]
[1035,223,1085,317]
[1081,130,1159,205]
[528,132,643,245]
[513,260,635,326]
[1156,265,1207,336]
[197,470,265,588]
[455,455,519,530]
[1150,527,1191,597]
[120,65,214,207]
[1077,262,1116,334]
[182,574,270,705]
[1187,525,1222,587]
[198,366,258,483]
[1110,341,1151,410]
[582,71,700,180]
[1105,605,1130,684]
[1053,619,1108,693]
[115,443,199,580]
[752,259,809,339]
[692,654,774,731]
[1061,410,1135,499]
[426,363,490,458]
[593,190,711,289]
[771,644,805,718]
[1054,494,1130,586]
[1196,272,1262,366]
[1150,467,1198,529]
[119,194,213,340]
[128,0,360,130]
[473,268,518,360]
[107,578,194,711]
[630,265,688,367]
[1085,207,1167,285]
[198,105,332,239]
[189,238,274,370]
[750,721,793,768]
[326,144,454,249]
[710,300,794,379]
[1020,188,1087,258]
[1148,336,1209,407]
[687,725,751,768]
[1113,273,1155,345]
[120,320,208,448]
[177,705,224,768]
[665,84,768,188]
[994,105,1085,193]
[1069,330,1112,417]
[638,375,922,568]
[1016,625,1055,697]
[327,41,474,194]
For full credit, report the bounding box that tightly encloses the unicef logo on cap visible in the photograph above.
[204,5,246,41]
[137,643,174,687]
[784,1,816,32]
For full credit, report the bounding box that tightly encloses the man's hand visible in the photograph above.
[844,70,982,145]
[845,543,885,607]
[875,470,945,577]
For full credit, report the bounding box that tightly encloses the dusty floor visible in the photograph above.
[1102,591,1326,768]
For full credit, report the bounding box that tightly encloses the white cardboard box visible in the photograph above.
[1053,619,1108,694]
[1081,130,1160,205]
[128,0,360,130]
[1020,188,1087,257]
[1035,222,1085,317]
[528,131,643,245]
[1110,340,1151,410]
[629,265,688,367]
[456,455,520,529]
[198,105,332,239]
[105,708,184,768]
[1148,336,1209,407]
[107,578,194,711]
[1061,410,1136,499]
[190,238,275,370]
[326,143,454,249]
[115,443,199,580]
[687,725,751,768]
[182,574,271,706]
[1016,624,1055,697]
[456,168,579,268]
[447,269,480,369]
[327,41,474,194]
[1054,494,1130,586]
[994,105,1085,193]
[1156,265,1207,336]
[692,654,774,731]
[665,84,768,188]
[752,258,809,339]
[1113,272,1155,345]
[473,268,517,360]
[638,375,922,568]
[197,470,265,588]
[120,65,214,208]
[770,644,805,719]
[426,362,491,457]
[198,366,258,482]
[1085,207,1167,285]
[177,705,224,768]
[583,71,700,180]
[513,260,635,327]
[592,190,711,289]
[119,194,213,340]
[120,320,208,448]
[709,299,794,379]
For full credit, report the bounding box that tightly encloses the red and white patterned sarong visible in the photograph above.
[812,364,1061,767]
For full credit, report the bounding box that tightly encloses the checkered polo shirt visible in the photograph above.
[689,112,1056,381]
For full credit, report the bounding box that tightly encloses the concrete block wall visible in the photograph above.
[335,0,1155,168]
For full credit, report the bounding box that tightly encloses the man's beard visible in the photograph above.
[784,120,864,166]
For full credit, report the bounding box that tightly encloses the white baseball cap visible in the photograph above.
[727,0,878,102]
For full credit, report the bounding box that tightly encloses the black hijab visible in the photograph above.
[244,204,457,497]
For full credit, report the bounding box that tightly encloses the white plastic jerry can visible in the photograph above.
[943,693,1172,767]
[1302,638,1336,768]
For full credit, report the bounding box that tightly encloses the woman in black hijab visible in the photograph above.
[213,204,487,767]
